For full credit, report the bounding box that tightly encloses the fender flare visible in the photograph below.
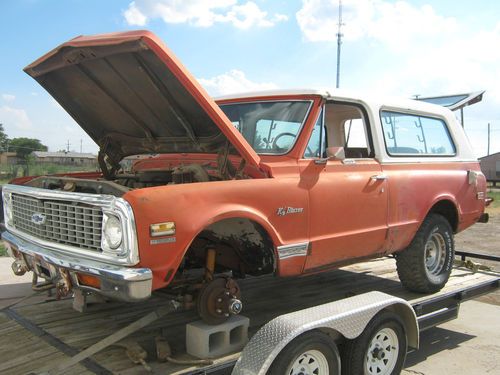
[426,194,460,217]
[424,194,461,231]
[232,291,418,375]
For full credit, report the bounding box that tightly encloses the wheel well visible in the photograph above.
[429,200,458,232]
[185,218,276,277]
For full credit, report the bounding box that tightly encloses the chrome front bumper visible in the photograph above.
[2,231,152,302]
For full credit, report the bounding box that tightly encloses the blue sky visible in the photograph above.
[1,0,499,156]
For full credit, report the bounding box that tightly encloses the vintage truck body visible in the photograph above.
[2,31,488,322]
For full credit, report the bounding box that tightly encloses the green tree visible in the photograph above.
[9,137,48,160]
[0,123,9,151]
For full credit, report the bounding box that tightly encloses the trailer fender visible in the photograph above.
[232,291,418,375]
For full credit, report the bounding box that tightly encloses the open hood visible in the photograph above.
[24,30,261,168]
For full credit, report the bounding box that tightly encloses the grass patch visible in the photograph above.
[0,243,7,257]
[486,189,500,210]
[0,163,97,182]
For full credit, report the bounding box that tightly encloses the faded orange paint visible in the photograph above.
[14,30,487,295]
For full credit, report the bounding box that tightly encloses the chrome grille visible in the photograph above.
[11,193,103,252]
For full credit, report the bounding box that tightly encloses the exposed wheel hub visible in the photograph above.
[197,277,242,325]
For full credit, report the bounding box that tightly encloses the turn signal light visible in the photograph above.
[150,222,176,237]
[77,273,101,289]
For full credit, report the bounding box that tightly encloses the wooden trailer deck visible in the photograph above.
[1,257,498,375]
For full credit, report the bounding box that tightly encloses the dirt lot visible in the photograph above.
[455,201,500,305]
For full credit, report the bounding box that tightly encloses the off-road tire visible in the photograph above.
[396,213,454,293]
[342,311,407,375]
[267,330,340,375]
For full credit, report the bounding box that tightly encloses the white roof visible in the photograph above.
[215,88,476,163]
[214,88,451,116]
[32,151,96,159]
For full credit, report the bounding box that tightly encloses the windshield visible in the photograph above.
[219,101,311,155]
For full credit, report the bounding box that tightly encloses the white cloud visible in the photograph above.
[366,22,500,101]
[0,105,33,131]
[296,0,458,47]
[1,94,15,102]
[124,1,148,26]
[198,69,277,96]
[123,0,287,29]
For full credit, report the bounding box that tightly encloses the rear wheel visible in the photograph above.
[396,213,454,293]
[268,331,340,375]
[342,311,407,375]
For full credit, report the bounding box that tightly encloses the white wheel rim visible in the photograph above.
[287,349,329,375]
[425,231,446,277]
[364,327,399,375]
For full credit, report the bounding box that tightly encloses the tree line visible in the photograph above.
[0,123,48,161]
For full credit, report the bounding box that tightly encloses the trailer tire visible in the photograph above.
[342,311,407,375]
[267,330,340,375]
[396,213,454,293]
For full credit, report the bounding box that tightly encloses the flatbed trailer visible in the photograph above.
[0,253,498,375]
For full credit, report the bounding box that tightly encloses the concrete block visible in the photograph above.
[186,315,249,359]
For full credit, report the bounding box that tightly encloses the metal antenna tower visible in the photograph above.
[336,0,344,89]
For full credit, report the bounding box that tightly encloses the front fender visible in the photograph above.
[124,178,309,289]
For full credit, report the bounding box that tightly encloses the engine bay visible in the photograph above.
[23,154,256,197]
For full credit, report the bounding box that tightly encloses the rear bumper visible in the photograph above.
[2,231,152,302]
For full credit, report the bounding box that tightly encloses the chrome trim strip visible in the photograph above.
[2,184,139,266]
[2,231,152,301]
[277,242,309,260]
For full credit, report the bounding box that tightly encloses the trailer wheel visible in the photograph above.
[396,213,454,293]
[267,330,340,375]
[342,311,407,375]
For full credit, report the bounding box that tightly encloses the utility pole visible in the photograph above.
[80,139,83,153]
[487,123,490,156]
[66,140,70,153]
[336,0,343,89]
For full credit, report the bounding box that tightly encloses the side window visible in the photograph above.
[304,108,326,158]
[344,119,367,148]
[381,111,456,156]
[329,103,371,159]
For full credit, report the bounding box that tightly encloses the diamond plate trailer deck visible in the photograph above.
[0,254,498,375]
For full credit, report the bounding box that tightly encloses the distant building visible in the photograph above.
[479,152,500,185]
[31,151,97,166]
[0,152,19,165]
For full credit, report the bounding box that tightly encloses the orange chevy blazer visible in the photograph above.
[2,31,488,323]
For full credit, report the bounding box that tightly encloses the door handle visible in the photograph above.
[371,174,388,181]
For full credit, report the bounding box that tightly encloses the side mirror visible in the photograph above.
[326,147,345,161]
[314,147,345,165]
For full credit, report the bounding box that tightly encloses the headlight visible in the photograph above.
[103,214,123,250]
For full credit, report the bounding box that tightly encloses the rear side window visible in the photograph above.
[381,111,456,156]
